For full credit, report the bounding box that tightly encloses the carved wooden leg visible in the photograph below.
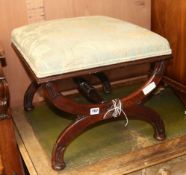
[94,72,111,94]
[126,105,166,140]
[52,103,165,170]
[24,81,40,111]
[43,61,166,170]
[52,115,104,170]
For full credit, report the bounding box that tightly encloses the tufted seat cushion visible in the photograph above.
[11,16,171,78]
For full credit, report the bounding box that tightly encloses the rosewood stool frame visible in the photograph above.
[22,54,171,170]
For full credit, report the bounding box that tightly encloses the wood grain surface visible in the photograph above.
[44,0,151,29]
[0,119,24,175]
[152,0,186,85]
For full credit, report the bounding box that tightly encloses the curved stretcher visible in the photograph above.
[11,16,172,170]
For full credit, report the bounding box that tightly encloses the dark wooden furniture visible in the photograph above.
[12,16,172,170]
[152,0,186,110]
[0,47,25,175]
[20,55,171,171]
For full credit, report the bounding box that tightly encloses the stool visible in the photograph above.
[11,16,172,171]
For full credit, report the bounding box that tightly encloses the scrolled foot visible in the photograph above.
[51,115,105,171]
[24,105,34,112]
[154,133,166,141]
[52,161,66,171]
[24,81,40,111]
[126,105,166,141]
[153,120,166,141]
[52,144,66,171]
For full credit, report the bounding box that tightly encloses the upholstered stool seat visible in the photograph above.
[12,16,171,78]
[12,16,172,171]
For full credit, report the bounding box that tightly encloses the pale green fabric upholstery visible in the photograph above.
[11,16,171,78]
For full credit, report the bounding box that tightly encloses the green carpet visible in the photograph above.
[19,85,186,169]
